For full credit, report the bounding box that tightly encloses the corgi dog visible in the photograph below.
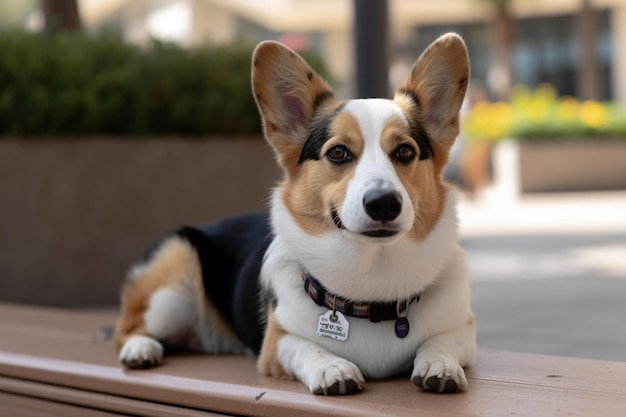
[115,33,475,395]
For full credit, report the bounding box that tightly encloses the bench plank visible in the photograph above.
[0,392,127,417]
[0,375,228,417]
[1,303,625,416]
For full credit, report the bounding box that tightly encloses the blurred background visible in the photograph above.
[0,0,624,362]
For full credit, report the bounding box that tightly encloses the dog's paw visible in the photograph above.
[411,354,467,393]
[305,358,365,395]
[119,335,164,369]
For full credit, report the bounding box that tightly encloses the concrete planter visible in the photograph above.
[492,138,626,199]
[0,137,280,307]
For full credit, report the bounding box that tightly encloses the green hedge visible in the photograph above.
[0,31,332,137]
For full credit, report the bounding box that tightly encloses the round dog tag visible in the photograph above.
[394,317,409,338]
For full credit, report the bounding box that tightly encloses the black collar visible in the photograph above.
[302,271,420,323]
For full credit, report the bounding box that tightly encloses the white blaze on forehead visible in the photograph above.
[343,99,408,174]
[344,99,407,146]
[339,99,415,235]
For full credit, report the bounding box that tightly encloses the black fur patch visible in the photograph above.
[298,103,345,164]
[396,88,434,161]
[174,214,273,354]
[313,91,334,112]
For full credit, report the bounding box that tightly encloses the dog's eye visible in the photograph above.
[393,144,416,164]
[326,145,353,164]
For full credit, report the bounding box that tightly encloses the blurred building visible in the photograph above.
[79,0,626,102]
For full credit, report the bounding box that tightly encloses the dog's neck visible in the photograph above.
[270,189,460,301]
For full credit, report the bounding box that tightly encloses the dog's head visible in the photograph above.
[252,34,468,244]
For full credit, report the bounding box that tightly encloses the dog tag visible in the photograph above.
[316,310,349,341]
[395,317,409,338]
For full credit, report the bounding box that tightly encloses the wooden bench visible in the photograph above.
[1,303,624,417]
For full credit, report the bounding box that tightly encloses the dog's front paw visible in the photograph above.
[411,354,467,393]
[119,335,164,369]
[305,358,365,395]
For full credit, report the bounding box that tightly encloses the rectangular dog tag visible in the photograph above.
[316,310,349,341]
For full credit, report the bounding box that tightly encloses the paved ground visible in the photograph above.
[458,190,626,362]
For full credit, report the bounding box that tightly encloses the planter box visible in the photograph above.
[492,139,626,199]
[0,138,280,307]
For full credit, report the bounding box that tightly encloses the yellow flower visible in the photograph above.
[534,83,557,101]
[491,101,513,127]
[525,104,548,123]
[465,101,513,142]
[557,97,579,122]
[580,100,609,128]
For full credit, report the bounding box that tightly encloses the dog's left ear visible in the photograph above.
[395,33,469,152]
[252,41,334,158]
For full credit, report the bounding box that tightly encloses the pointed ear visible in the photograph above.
[251,41,335,155]
[395,33,469,151]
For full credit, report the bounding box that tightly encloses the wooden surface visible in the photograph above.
[0,303,625,416]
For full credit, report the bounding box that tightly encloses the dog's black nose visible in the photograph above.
[363,189,402,222]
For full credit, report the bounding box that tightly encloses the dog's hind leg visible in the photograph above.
[115,234,244,368]
[115,236,200,368]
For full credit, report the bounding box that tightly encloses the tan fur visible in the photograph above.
[392,94,453,179]
[375,114,447,240]
[282,111,364,235]
[115,237,219,350]
[115,238,194,349]
[257,309,293,380]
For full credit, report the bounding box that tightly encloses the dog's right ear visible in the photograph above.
[252,42,334,158]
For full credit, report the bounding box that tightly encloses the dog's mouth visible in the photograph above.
[331,209,399,239]
[361,229,399,238]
